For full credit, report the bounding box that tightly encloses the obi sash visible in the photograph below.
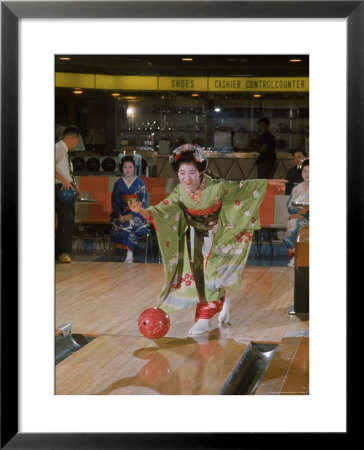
[120,194,138,200]
[182,200,222,230]
[120,194,139,213]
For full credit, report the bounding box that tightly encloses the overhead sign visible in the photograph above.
[210,77,309,92]
[96,75,158,90]
[56,73,309,92]
[55,73,96,89]
[158,77,208,91]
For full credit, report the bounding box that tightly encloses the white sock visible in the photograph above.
[125,250,133,262]
[188,318,210,335]
[218,297,231,324]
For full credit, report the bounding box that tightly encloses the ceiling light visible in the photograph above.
[59,57,71,61]
[290,58,302,63]
[111,93,120,97]
[73,89,83,94]
[191,94,199,97]
[252,94,262,98]
[182,58,193,61]
[214,108,221,112]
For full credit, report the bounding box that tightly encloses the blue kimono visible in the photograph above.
[110,176,148,251]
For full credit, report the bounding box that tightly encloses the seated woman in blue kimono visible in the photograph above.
[110,156,148,263]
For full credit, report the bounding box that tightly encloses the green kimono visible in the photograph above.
[148,175,267,314]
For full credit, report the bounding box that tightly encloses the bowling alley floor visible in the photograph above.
[55,260,309,395]
[71,240,290,267]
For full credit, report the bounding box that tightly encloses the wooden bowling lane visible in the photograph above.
[255,335,309,395]
[56,334,250,395]
[56,262,309,395]
[56,262,164,336]
[56,262,308,342]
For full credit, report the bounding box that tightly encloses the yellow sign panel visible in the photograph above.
[95,75,158,90]
[210,77,309,92]
[55,73,96,89]
[158,77,208,91]
[55,73,309,92]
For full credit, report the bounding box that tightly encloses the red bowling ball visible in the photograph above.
[138,307,170,339]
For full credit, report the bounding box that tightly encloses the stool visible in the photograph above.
[253,229,275,258]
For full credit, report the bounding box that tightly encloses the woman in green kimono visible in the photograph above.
[130,144,286,335]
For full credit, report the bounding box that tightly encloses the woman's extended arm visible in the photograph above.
[267,179,288,192]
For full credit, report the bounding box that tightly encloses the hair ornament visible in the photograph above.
[170,143,207,163]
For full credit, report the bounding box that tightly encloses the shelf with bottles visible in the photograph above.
[269,113,309,152]
[233,131,308,153]
[119,98,206,138]
[220,106,308,153]
[118,131,155,151]
[120,128,205,135]
[121,120,205,134]
[118,128,206,152]
[117,96,308,153]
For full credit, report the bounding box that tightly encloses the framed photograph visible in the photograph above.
[2,1,357,447]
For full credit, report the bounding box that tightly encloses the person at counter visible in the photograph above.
[110,156,149,263]
[284,149,307,195]
[129,143,287,336]
[255,117,276,179]
[283,159,309,267]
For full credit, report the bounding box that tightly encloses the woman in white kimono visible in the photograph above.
[283,159,309,267]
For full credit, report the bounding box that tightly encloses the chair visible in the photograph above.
[270,194,290,238]
[253,190,275,258]
[129,192,155,263]
[253,194,290,258]
[136,225,154,263]
[73,189,110,255]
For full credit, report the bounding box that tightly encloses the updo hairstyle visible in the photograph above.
[170,144,208,174]
[119,155,135,171]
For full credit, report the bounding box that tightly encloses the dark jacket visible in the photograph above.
[285,166,303,195]
[256,131,276,165]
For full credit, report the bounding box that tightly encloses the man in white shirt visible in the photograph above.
[55,125,81,263]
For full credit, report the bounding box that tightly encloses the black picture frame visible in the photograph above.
[1,1,357,448]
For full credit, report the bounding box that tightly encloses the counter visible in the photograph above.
[155,151,293,179]
[72,151,294,180]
